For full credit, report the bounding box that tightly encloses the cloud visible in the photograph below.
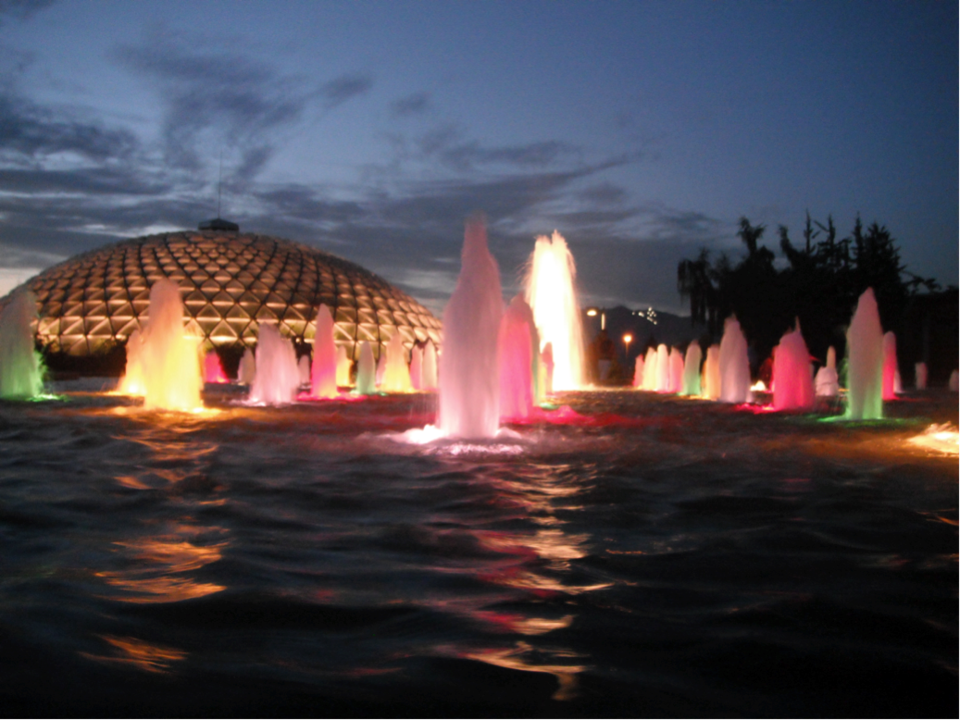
[410,124,579,172]
[390,91,430,117]
[320,73,373,110]
[0,0,54,24]
[114,42,311,172]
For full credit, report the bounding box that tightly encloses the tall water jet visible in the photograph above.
[298,356,311,386]
[541,343,554,396]
[815,346,839,397]
[668,348,684,394]
[0,291,44,399]
[381,333,412,393]
[136,280,203,411]
[499,295,534,420]
[719,317,750,403]
[702,344,721,400]
[310,304,338,398]
[524,231,583,390]
[439,215,502,438]
[355,341,377,395]
[375,349,387,388]
[409,346,423,390]
[249,324,300,405]
[238,347,256,385]
[915,362,927,390]
[655,344,670,392]
[882,332,898,400]
[845,288,884,420]
[632,355,644,388]
[641,346,657,390]
[421,340,438,391]
[772,323,814,411]
[203,351,229,383]
[118,329,145,395]
[681,343,702,396]
[335,345,351,387]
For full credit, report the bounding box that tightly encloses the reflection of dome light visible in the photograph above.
[4,229,442,360]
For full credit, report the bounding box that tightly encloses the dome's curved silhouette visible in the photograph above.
[5,230,442,359]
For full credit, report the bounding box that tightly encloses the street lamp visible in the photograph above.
[623,332,633,359]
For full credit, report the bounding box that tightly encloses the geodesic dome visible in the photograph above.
[4,229,442,359]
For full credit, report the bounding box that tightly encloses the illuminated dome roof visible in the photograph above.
[9,230,442,358]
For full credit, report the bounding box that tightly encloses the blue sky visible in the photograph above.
[0,0,955,314]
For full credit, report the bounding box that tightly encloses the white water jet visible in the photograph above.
[310,304,338,398]
[846,288,884,420]
[668,348,684,394]
[524,231,583,390]
[815,346,839,397]
[681,343,702,396]
[298,355,311,386]
[238,347,256,385]
[719,317,750,403]
[633,355,644,388]
[375,349,387,388]
[0,291,43,399]
[641,346,657,390]
[249,324,300,405]
[439,215,502,438]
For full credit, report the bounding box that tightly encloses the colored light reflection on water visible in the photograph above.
[0,380,955,716]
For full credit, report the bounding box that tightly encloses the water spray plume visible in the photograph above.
[0,291,44,399]
[524,231,583,391]
[439,214,502,438]
[846,288,884,420]
[138,279,203,411]
[719,317,750,403]
[249,323,300,405]
[772,322,814,411]
[381,333,412,392]
[310,304,338,398]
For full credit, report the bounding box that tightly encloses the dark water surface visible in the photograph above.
[0,383,956,717]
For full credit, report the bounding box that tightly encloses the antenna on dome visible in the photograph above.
[199,149,239,233]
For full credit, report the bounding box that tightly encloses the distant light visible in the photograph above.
[586,309,598,317]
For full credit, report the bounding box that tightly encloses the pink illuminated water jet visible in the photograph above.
[772,323,814,411]
[310,304,338,398]
[882,332,898,400]
[815,346,839,397]
[439,215,502,438]
[249,323,300,405]
[524,231,583,390]
[203,351,229,383]
[499,295,535,420]
[421,340,438,391]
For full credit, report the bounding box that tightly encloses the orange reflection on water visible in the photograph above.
[97,531,226,603]
[463,641,586,701]
[81,634,186,674]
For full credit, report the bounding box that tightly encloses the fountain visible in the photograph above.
[248,323,300,405]
[203,351,229,383]
[499,295,535,420]
[238,347,256,385]
[335,345,351,387]
[772,323,814,411]
[298,355,311,386]
[702,344,721,400]
[130,279,203,411]
[0,290,44,399]
[310,304,338,399]
[882,332,898,400]
[719,317,750,403]
[681,342,702,396]
[524,231,583,390]
[815,346,839,397]
[914,362,927,390]
[950,370,959,391]
[845,288,884,420]
[381,333,412,393]
[632,355,644,388]
[421,340,438,391]
[438,215,502,438]
[355,341,377,395]
[668,348,684,394]
[118,329,145,395]
[541,343,554,396]
[655,344,670,392]
[641,346,657,390]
